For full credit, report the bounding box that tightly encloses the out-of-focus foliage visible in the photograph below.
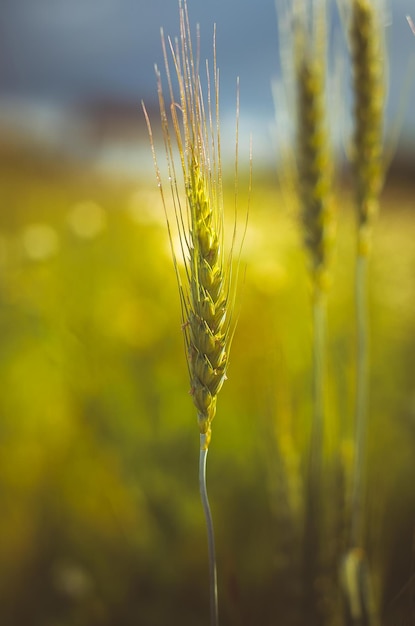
[0,144,414,626]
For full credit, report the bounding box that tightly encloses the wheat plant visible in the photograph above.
[341,1,385,624]
[290,2,335,622]
[142,2,247,624]
[294,0,333,487]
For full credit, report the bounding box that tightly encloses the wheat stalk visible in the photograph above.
[349,0,385,558]
[341,2,385,625]
[291,4,334,622]
[142,2,247,623]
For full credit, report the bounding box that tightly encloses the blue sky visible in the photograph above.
[0,0,278,111]
[1,0,415,163]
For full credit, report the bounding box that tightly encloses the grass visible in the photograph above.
[0,142,414,625]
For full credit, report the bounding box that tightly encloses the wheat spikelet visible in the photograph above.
[185,161,229,450]
[350,0,384,256]
[143,0,244,452]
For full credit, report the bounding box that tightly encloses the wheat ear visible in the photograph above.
[341,2,385,625]
[296,22,333,295]
[350,0,384,258]
[293,5,333,621]
[142,2,245,624]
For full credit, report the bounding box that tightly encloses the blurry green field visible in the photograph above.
[0,148,414,626]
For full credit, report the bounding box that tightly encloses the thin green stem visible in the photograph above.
[303,286,326,622]
[199,435,219,626]
[342,252,379,625]
[310,287,325,491]
[351,253,368,549]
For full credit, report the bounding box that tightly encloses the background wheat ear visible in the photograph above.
[142,1,247,624]
[295,46,333,296]
[350,0,385,257]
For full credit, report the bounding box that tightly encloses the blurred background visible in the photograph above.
[0,1,415,625]
[2,0,415,171]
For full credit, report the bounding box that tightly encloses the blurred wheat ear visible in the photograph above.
[295,16,333,296]
[342,1,385,625]
[142,1,247,624]
[350,0,384,257]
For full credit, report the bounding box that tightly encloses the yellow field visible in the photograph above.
[0,143,414,625]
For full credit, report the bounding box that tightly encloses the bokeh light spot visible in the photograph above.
[67,201,106,239]
[22,223,59,261]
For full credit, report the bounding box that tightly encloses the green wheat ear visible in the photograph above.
[143,1,247,624]
[295,38,334,296]
[350,0,385,256]
[143,2,244,452]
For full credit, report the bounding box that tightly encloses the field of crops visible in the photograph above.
[0,140,414,625]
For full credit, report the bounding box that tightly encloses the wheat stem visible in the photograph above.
[351,254,368,549]
[340,252,380,626]
[199,434,219,626]
[310,287,326,496]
